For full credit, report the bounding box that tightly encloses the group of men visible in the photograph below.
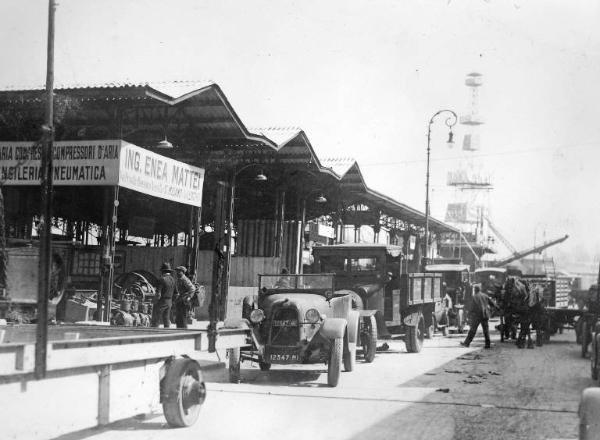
[152,262,197,329]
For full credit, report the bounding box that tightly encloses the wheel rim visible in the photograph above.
[181,374,206,413]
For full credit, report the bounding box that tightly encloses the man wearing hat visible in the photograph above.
[174,265,196,329]
[152,262,176,328]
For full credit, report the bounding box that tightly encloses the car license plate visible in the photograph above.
[268,352,299,363]
[272,319,298,327]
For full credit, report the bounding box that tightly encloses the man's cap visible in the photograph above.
[175,266,187,273]
[160,262,173,272]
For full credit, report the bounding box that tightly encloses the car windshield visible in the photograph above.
[259,274,335,294]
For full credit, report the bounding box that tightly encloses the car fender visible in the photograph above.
[320,318,347,340]
[358,309,377,318]
[346,311,360,344]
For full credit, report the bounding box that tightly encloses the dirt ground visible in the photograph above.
[356,325,594,440]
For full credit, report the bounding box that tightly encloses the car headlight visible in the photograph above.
[305,308,321,324]
[249,309,265,324]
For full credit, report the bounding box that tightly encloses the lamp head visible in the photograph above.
[446,130,455,149]
[156,137,174,149]
[255,170,267,181]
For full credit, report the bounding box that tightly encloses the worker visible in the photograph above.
[460,285,496,349]
[152,262,176,328]
[174,265,196,329]
[275,267,292,288]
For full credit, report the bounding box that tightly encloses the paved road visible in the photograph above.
[51,322,593,440]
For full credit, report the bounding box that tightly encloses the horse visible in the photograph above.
[485,281,518,342]
[502,277,546,349]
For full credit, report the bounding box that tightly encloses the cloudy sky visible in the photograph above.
[1,0,599,267]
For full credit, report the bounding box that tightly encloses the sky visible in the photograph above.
[1,0,599,269]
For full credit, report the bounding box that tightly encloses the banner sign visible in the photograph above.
[0,140,204,207]
[119,142,204,207]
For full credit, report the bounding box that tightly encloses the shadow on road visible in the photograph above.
[49,415,167,440]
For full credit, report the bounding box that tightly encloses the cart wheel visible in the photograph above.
[405,313,424,353]
[162,358,206,428]
[327,337,343,387]
[228,347,241,383]
[582,320,589,358]
[457,309,465,334]
[361,315,377,363]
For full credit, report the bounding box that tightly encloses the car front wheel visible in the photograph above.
[328,337,343,387]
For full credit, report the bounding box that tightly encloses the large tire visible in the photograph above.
[162,358,206,428]
[362,315,377,363]
[457,309,465,334]
[228,347,241,383]
[327,338,343,387]
[582,320,589,358]
[425,313,435,339]
[592,339,599,381]
[258,359,271,371]
[405,313,425,353]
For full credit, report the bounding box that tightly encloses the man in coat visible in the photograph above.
[152,262,176,328]
[174,265,196,329]
[461,284,496,348]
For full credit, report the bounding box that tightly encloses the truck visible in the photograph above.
[311,244,443,356]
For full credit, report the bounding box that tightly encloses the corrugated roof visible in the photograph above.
[320,157,357,178]
[249,127,303,148]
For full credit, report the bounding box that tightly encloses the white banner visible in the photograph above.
[118,142,204,207]
[0,140,205,207]
[0,140,121,186]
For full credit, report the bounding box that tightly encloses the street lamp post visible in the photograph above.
[424,109,458,269]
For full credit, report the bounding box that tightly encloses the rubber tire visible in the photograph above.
[162,359,205,428]
[259,360,271,371]
[327,338,343,387]
[343,342,356,372]
[425,313,435,339]
[405,313,425,353]
[362,315,377,363]
[592,341,599,381]
[228,347,241,383]
[441,325,448,337]
[582,320,589,358]
[457,309,465,334]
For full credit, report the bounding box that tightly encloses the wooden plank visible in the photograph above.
[98,365,111,426]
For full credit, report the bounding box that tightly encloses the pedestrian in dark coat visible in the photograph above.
[174,265,195,329]
[152,262,176,328]
[461,285,495,348]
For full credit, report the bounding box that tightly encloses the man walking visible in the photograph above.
[461,285,495,348]
[174,265,196,329]
[152,262,176,328]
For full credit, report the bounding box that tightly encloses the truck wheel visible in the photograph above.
[327,338,343,387]
[228,347,241,383]
[457,309,465,334]
[582,320,589,358]
[259,360,271,371]
[162,358,206,428]
[425,314,435,339]
[592,340,599,381]
[362,315,377,363]
[441,325,448,337]
[405,313,424,353]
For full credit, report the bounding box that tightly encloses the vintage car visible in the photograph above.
[425,263,471,334]
[237,273,360,387]
[312,244,443,356]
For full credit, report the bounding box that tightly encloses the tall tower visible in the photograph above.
[444,73,493,259]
